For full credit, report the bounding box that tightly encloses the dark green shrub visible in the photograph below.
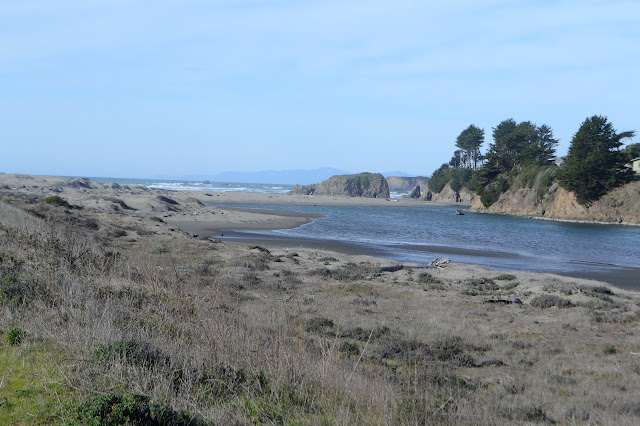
[304,317,334,333]
[530,294,574,309]
[418,273,441,284]
[42,196,72,208]
[603,345,618,354]
[501,282,519,290]
[465,278,498,292]
[72,393,199,425]
[93,339,168,367]
[339,341,360,356]
[342,326,389,341]
[6,327,26,345]
[582,285,614,296]
[250,246,271,254]
[0,273,50,307]
[493,274,516,281]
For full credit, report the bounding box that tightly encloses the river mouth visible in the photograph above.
[211,203,640,290]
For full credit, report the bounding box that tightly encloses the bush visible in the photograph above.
[94,339,169,368]
[308,263,379,282]
[342,326,389,341]
[417,273,441,284]
[465,278,498,292]
[304,317,334,333]
[6,327,26,346]
[72,393,199,425]
[530,294,574,309]
[0,273,51,307]
[339,341,360,356]
[493,274,516,281]
[41,196,72,208]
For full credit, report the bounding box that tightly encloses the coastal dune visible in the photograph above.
[0,172,462,231]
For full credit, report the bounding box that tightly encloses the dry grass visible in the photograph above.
[2,191,640,424]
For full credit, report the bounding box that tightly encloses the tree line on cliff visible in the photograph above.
[429,115,638,207]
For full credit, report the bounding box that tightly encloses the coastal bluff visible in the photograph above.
[290,172,390,198]
[471,180,640,225]
[421,183,476,204]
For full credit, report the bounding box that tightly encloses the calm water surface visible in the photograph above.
[215,203,640,282]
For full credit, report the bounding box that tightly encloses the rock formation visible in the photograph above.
[420,183,476,204]
[409,185,421,199]
[386,176,430,192]
[471,180,640,225]
[290,173,390,198]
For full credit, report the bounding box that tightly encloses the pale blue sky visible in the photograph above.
[2,0,638,178]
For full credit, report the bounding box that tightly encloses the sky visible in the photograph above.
[2,0,639,179]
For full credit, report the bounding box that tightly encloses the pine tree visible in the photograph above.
[557,115,635,205]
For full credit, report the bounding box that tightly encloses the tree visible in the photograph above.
[623,142,640,160]
[449,150,463,168]
[455,125,485,170]
[428,164,451,193]
[484,119,558,174]
[557,115,636,205]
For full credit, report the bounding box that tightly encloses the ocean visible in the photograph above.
[86,177,410,198]
[88,177,295,195]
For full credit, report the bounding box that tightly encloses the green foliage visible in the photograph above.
[530,294,574,309]
[477,176,510,208]
[304,317,334,333]
[470,119,558,207]
[343,325,390,341]
[42,196,72,208]
[0,343,79,424]
[72,393,199,425]
[339,341,361,356]
[622,142,640,160]
[428,164,451,193]
[417,273,441,284]
[486,120,558,173]
[428,164,473,194]
[0,272,51,308]
[455,124,485,169]
[464,277,498,293]
[493,274,517,281]
[6,328,26,346]
[94,339,169,368]
[603,345,618,355]
[557,115,636,205]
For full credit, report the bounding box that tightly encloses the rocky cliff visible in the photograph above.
[420,183,476,204]
[386,176,430,192]
[471,180,640,225]
[290,173,390,198]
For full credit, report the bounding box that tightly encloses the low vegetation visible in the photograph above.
[2,192,640,424]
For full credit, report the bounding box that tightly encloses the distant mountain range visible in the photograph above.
[152,168,421,185]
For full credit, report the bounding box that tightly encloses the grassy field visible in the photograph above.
[2,191,640,424]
